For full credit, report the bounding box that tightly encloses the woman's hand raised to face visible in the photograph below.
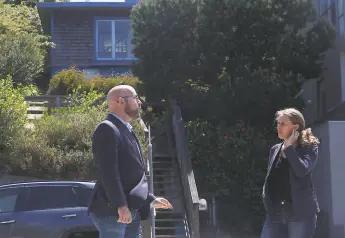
[284,129,299,149]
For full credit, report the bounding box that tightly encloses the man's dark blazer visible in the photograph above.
[262,142,320,219]
[88,114,156,220]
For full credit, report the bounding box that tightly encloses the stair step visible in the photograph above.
[153,187,179,191]
[155,211,184,215]
[153,168,174,171]
[153,161,173,164]
[156,210,183,214]
[153,182,178,186]
[153,175,178,178]
[153,154,175,159]
[153,188,180,193]
[154,192,181,196]
[155,218,184,222]
[153,181,178,185]
[153,188,181,192]
[155,235,185,238]
[156,214,185,219]
[153,165,175,169]
[153,180,179,184]
[155,227,185,230]
[153,181,177,185]
[153,187,180,191]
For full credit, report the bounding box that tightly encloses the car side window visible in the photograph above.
[73,187,93,207]
[0,188,22,213]
[25,186,78,211]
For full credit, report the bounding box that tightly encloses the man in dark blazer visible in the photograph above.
[88,85,172,238]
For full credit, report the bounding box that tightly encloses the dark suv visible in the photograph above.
[0,181,97,238]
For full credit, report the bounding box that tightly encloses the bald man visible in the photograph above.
[88,85,172,238]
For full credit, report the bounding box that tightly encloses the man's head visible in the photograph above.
[107,85,142,122]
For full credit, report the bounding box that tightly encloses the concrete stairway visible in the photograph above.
[152,156,189,238]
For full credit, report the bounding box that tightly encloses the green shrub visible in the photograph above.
[48,67,140,95]
[89,74,139,95]
[0,33,46,85]
[9,108,105,179]
[8,89,149,180]
[187,120,275,233]
[48,67,87,95]
[0,77,38,152]
[0,3,52,85]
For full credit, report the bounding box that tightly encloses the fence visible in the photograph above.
[24,95,67,120]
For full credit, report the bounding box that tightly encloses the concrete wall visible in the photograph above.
[302,0,345,124]
[313,121,345,238]
[328,121,345,238]
[302,49,343,125]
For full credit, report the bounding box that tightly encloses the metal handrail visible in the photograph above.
[170,99,200,238]
[148,125,156,238]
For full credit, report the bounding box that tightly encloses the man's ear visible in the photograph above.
[294,125,300,131]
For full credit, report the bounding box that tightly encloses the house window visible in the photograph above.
[338,0,344,35]
[95,20,134,60]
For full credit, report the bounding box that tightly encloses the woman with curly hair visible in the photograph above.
[261,108,320,238]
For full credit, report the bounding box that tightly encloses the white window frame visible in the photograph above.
[95,19,133,60]
[338,0,344,16]
[338,0,344,35]
[340,53,345,102]
[319,0,329,16]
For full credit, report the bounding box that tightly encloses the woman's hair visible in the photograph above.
[275,108,319,147]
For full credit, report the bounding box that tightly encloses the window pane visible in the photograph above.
[74,187,93,207]
[340,15,344,35]
[338,0,344,16]
[0,188,20,213]
[331,3,336,25]
[115,21,133,59]
[26,186,78,211]
[97,21,113,59]
[322,8,329,20]
[320,0,328,15]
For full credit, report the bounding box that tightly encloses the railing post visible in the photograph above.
[56,95,61,109]
[148,125,156,238]
[169,98,200,238]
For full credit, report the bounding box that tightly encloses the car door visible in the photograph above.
[72,186,97,232]
[73,186,93,218]
[11,185,85,238]
[0,187,27,238]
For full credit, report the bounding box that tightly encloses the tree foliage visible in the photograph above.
[0,2,51,85]
[187,120,275,231]
[2,89,148,180]
[0,77,38,152]
[132,0,335,233]
[132,0,335,125]
[132,0,198,101]
[48,67,140,95]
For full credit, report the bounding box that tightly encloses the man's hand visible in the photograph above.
[152,197,173,209]
[117,205,132,224]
